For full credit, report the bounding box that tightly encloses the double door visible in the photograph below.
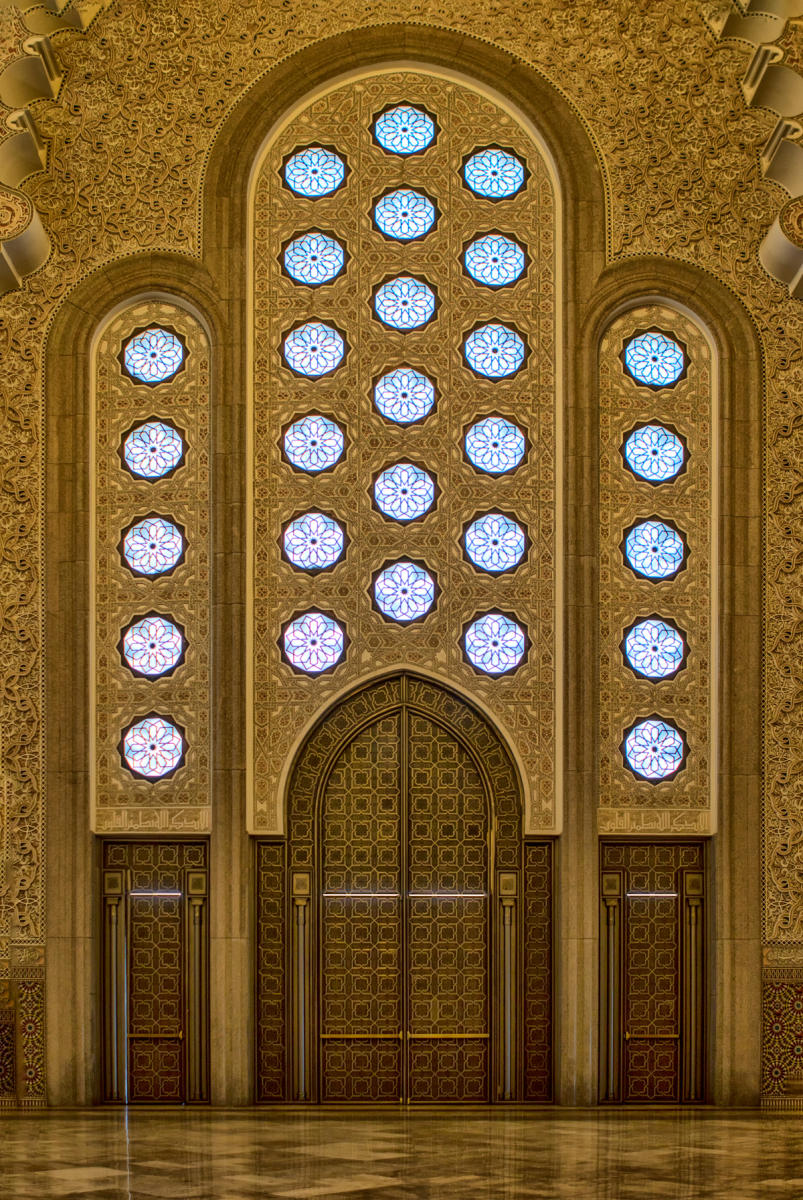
[316,709,490,1102]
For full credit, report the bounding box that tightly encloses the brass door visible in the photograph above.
[599,841,705,1103]
[101,841,209,1103]
[265,673,553,1104]
[317,708,489,1102]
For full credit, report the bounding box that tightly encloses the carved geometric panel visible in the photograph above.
[250,71,558,836]
[93,301,211,832]
[255,841,286,1101]
[523,841,553,1101]
[599,307,712,832]
[762,971,803,1106]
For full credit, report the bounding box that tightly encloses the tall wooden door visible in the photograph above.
[101,841,209,1103]
[318,706,489,1102]
[256,674,554,1103]
[599,841,705,1103]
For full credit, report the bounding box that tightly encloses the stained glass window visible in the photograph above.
[623,330,686,389]
[373,463,436,522]
[373,104,436,155]
[464,612,527,675]
[281,610,346,674]
[463,147,526,199]
[464,512,526,573]
[282,511,345,571]
[120,614,185,678]
[623,519,686,581]
[282,321,346,377]
[622,618,686,680]
[282,231,346,286]
[121,420,185,480]
[121,515,185,577]
[464,233,526,288]
[373,367,436,424]
[373,561,436,623]
[122,327,185,385]
[373,276,437,331]
[464,415,526,474]
[622,717,686,782]
[282,414,345,473]
[463,323,526,379]
[622,423,686,485]
[373,189,436,241]
[121,714,185,780]
[283,146,346,197]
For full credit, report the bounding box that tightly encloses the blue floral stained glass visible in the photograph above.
[122,516,184,576]
[463,323,525,379]
[283,512,344,570]
[373,561,435,622]
[623,618,685,680]
[373,189,436,240]
[624,520,686,580]
[374,276,436,331]
[624,331,685,388]
[282,321,345,376]
[122,715,184,780]
[283,146,346,197]
[463,148,525,199]
[464,416,526,474]
[121,615,184,677]
[623,424,685,484]
[123,328,184,384]
[373,367,435,424]
[373,463,435,522]
[373,105,435,155]
[623,718,685,781]
[464,234,526,287]
[282,611,345,674]
[464,513,526,573]
[283,232,345,285]
[283,415,344,473]
[464,612,527,675]
[122,421,184,479]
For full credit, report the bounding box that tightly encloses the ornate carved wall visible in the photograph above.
[0,1,783,1102]
[249,70,558,835]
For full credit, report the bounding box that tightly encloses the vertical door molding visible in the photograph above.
[291,871,311,1101]
[101,868,127,1103]
[599,869,622,1102]
[498,871,518,1101]
[683,868,705,1101]
[185,869,209,1103]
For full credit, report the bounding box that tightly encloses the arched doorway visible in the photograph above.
[255,672,553,1102]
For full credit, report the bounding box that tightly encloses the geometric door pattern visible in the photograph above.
[256,672,553,1102]
[600,840,705,1103]
[101,840,208,1104]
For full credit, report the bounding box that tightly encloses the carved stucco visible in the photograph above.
[0,0,798,1095]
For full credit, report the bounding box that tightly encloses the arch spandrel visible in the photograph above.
[248,68,561,837]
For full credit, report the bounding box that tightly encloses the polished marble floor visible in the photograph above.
[0,1108,801,1200]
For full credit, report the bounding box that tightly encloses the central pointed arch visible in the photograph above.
[256,671,553,1103]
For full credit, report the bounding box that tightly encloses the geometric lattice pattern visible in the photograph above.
[257,673,549,1103]
[93,302,211,832]
[762,973,803,1100]
[598,306,712,833]
[523,842,553,1101]
[251,72,557,835]
[603,841,703,1102]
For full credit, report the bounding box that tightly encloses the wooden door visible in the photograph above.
[599,841,705,1103]
[257,674,553,1103]
[101,840,209,1103]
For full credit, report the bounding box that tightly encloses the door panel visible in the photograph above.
[101,840,209,1104]
[599,840,705,1104]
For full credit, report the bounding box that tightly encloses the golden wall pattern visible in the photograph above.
[598,307,713,833]
[250,72,557,834]
[92,301,211,831]
[0,0,794,1100]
